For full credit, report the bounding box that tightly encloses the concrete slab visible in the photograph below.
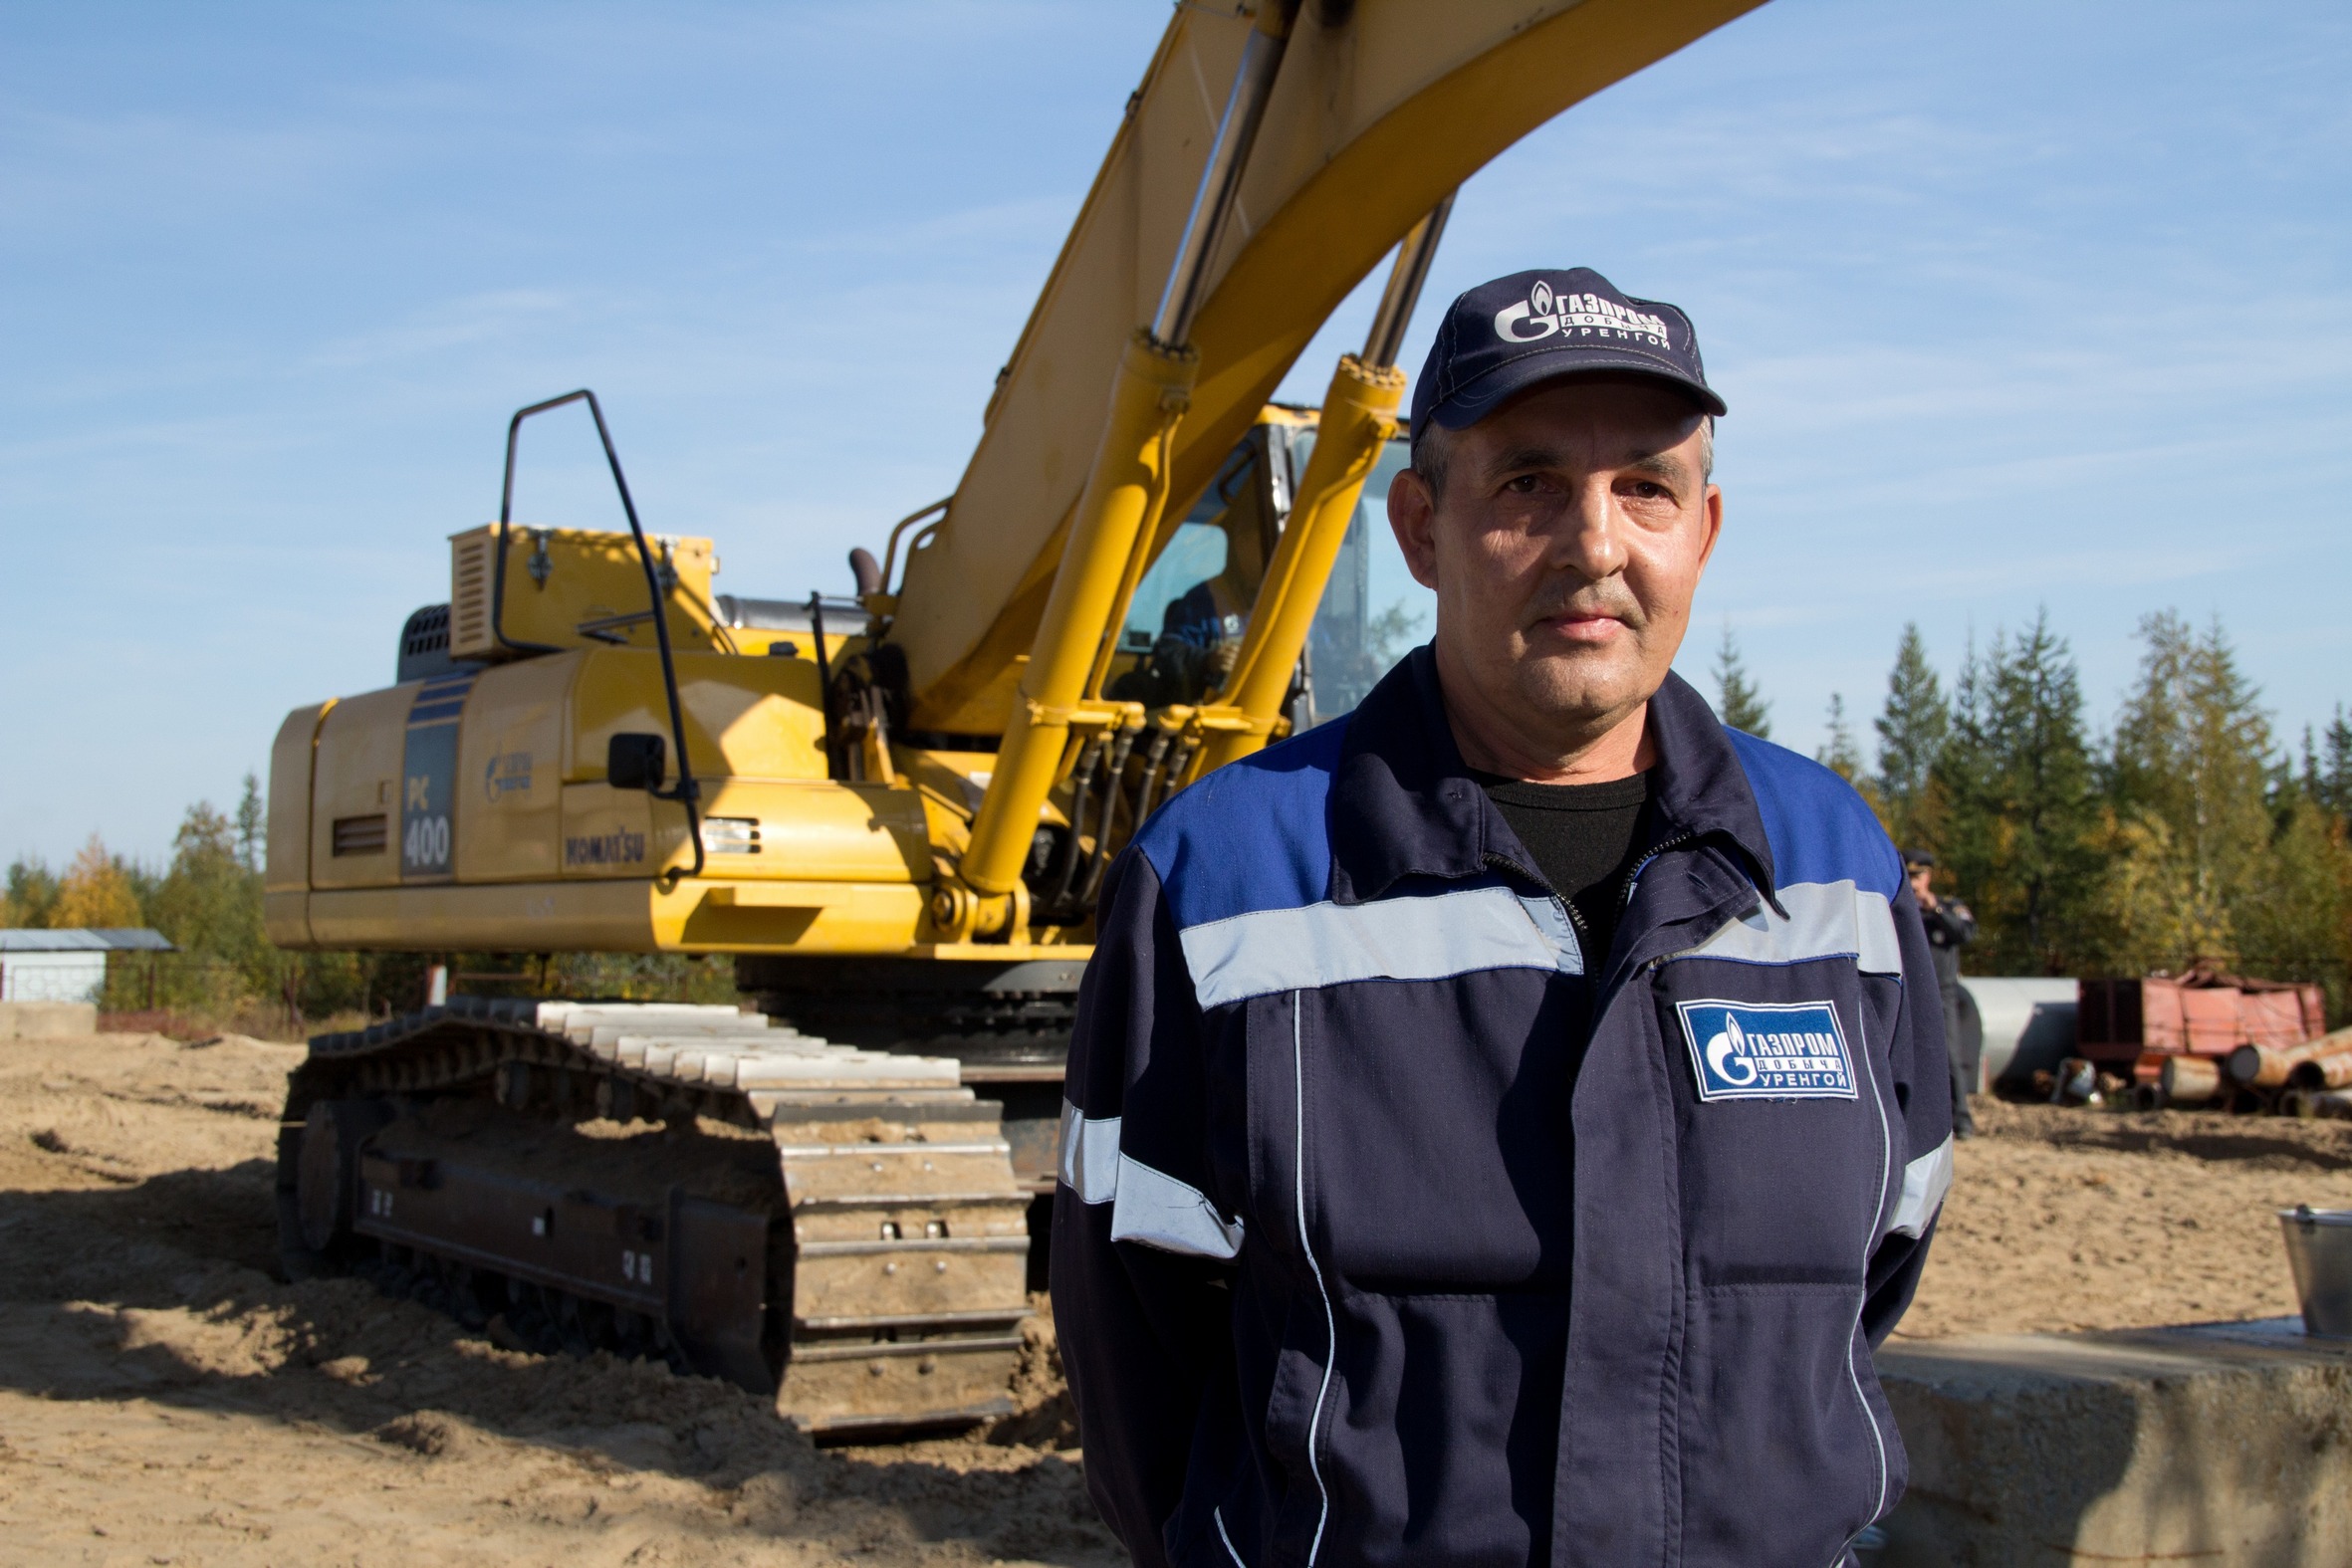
[1877,1317,2352,1566]
[0,1002,97,1040]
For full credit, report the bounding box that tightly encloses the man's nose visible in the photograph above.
[1552,475,1629,580]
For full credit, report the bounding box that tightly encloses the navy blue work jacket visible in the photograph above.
[1052,650,1954,1568]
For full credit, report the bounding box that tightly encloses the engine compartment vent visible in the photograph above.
[397,603,483,685]
[449,531,497,660]
[332,814,389,857]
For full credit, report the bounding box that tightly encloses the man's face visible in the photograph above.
[1388,377,1722,754]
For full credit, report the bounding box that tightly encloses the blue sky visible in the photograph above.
[5,1,2349,867]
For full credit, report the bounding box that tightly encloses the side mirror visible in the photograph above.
[606,732,666,791]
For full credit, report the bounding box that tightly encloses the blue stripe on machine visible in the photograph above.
[1178,882,1583,1010]
[407,702,468,724]
[1675,880,1901,975]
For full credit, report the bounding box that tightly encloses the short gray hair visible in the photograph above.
[1409,410,1715,502]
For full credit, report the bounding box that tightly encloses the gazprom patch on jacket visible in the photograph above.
[1676,1000,1857,1101]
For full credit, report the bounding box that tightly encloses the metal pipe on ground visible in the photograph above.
[2286,1089,2352,1121]
[1964,977,2076,1088]
[2290,1048,2352,1092]
[2228,1024,2352,1087]
[2160,1054,2225,1107]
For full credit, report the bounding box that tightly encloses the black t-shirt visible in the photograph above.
[1474,771,1653,969]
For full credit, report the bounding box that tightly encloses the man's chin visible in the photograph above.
[1513,660,1645,729]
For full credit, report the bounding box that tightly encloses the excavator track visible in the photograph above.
[275,996,1033,1435]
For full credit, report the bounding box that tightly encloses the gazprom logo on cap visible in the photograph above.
[1676,999,1856,1102]
[1494,278,1673,346]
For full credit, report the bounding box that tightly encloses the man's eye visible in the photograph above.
[1504,475,1541,494]
[1626,481,1667,500]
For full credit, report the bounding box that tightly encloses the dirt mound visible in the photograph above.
[0,1028,1116,1567]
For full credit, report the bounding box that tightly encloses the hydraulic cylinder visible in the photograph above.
[961,331,1198,897]
[1198,352,1405,772]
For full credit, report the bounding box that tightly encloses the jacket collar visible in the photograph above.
[1325,645,1777,906]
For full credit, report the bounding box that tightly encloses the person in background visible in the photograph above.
[1908,848,1978,1138]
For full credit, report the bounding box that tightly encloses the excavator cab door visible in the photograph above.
[1108,418,1421,725]
[1109,425,1290,709]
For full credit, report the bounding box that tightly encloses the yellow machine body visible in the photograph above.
[266,406,1362,960]
[448,525,724,660]
[264,640,950,950]
[266,0,1765,965]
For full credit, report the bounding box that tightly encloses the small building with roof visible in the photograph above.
[0,929,176,1004]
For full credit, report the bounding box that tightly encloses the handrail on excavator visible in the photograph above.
[496,388,705,887]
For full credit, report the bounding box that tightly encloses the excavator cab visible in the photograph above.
[1111,410,1417,722]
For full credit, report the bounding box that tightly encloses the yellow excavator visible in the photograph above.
[265,0,1765,1436]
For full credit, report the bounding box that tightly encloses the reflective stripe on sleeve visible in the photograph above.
[1110,1156,1246,1259]
[1058,1099,1120,1203]
[1888,1133,1955,1238]
[1057,1098,1245,1259]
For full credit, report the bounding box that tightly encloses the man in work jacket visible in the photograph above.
[1053,267,1954,1568]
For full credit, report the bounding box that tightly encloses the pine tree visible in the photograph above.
[2105,611,2274,969]
[235,773,266,875]
[2329,708,2352,814]
[1713,626,1770,738]
[2306,705,2352,822]
[2237,796,2352,1016]
[1817,694,1864,783]
[1931,611,2101,973]
[1874,622,1948,847]
[4,858,60,928]
[149,801,272,1011]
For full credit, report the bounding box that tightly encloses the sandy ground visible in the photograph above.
[1892,1094,2352,1339]
[2,1031,2348,1566]
[0,1032,1107,1568]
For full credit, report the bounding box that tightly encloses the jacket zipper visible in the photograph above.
[1482,851,1587,943]
[1489,828,1705,982]
[1616,828,1699,915]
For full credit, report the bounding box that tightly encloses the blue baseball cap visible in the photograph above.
[1410,267,1726,432]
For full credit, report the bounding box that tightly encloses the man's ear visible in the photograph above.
[1694,483,1724,577]
[1388,466,1441,591]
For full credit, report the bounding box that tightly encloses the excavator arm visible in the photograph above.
[891,0,1764,739]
